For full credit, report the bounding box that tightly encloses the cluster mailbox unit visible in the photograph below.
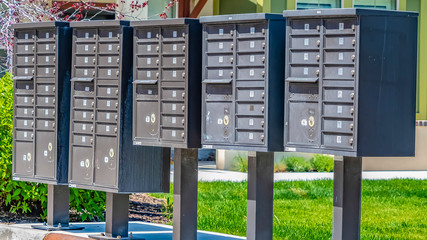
[283,9,417,157]
[131,19,202,148]
[200,14,286,152]
[68,20,169,193]
[12,22,71,184]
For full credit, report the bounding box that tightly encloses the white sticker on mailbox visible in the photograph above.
[301,119,308,126]
[172,104,176,111]
[46,44,49,50]
[25,45,28,51]
[249,133,254,140]
[147,32,151,38]
[337,106,342,113]
[337,121,342,129]
[172,117,176,124]
[304,53,309,61]
[250,27,255,34]
[45,121,48,127]
[45,97,49,103]
[172,91,177,97]
[82,124,86,130]
[85,32,89,38]
[104,157,109,163]
[339,23,344,30]
[250,41,255,48]
[106,113,110,119]
[46,32,49,38]
[250,55,255,62]
[46,56,50,62]
[144,58,150,65]
[83,112,87,118]
[249,119,254,126]
[108,57,112,63]
[84,69,88,76]
[219,28,224,35]
[24,132,28,138]
[84,86,89,92]
[83,100,87,106]
[173,57,177,64]
[336,136,342,143]
[109,32,113,38]
[108,44,112,51]
[85,45,88,51]
[24,68,28,74]
[44,150,48,157]
[173,71,177,77]
[24,97,28,103]
[24,120,28,126]
[148,90,152,95]
[45,109,48,115]
[24,109,28,114]
[26,85,29,90]
[107,88,111,94]
[338,68,343,76]
[337,91,343,98]
[218,70,223,77]
[250,69,255,76]
[219,56,223,63]
[106,101,110,107]
[147,45,151,51]
[84,57,88,63]
[339,38,344,45]
[45,68,49,74]
[303,68,309,75]
[304,24,309,31]
[249,91,254,98]
[173,44,177,51]
[145,116,150,122]
[82,136,86,142]
[108,69,111,76]
[304,38,309,46]
[23,154,27,161]
[338,52,344,61]
[219,42,224,49]
[217,118,223,125]
[80,161,85,167]
[25,57,28,63]
[25,33,29,39]
[173,31,177,38]
[147,71,151,78]
[172,130,176,137]
[106,126,110,132]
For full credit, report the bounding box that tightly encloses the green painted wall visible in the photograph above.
[218,0,257,14]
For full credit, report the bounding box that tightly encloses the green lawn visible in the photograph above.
[150,179,427,240]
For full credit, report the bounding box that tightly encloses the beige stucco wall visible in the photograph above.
[362,126,427,171]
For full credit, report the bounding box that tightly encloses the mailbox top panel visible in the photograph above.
[283,8,418,18]
[70,20,129,28]
[130,18,199,27]
[12,21,69,29]
[200,13,284,23]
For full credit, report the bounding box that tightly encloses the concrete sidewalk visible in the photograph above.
[0,221,246,240]
[170,161,427,182]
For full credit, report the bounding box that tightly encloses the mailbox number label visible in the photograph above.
[250,27,255,34]
[46,32,49,38]
[85,32,89,38]
[219,29,224,35]
[303,68,308,75]
[109,32,113,38]
[46,44,49,50]
[173,44,177,51]
[108,45,112,51]
[250,41,255,48]
[338,68,343,76]
[147,45,151,51]
[304,24,309,31]
[304,53,309,61]
[336,136,342,143]
[249,133,254,140]
[338,52,344,61]
[337,121,342,129]
[147,32,151,38]
[25,45,28,51]
[108,57,112,63]
[219,42,223,49]
[219,56,223,63]
[250,55,255,62]
[339,38,344,45]
[304,38,309,46]
[25,33,29,39]
[85,45,88,51]
[173,31,177,38]
[337,106,342,114]
[339,23,344,30]
[46,56,50,62]
[25,57,28,63]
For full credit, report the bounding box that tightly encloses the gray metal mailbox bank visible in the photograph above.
[200,14,286,152]
[131,19,202,149]
[283,9,417,157]
[68,21,169,194]
[12,22,71,184]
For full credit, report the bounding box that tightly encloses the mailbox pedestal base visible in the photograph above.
[247,151,274,240]
[332,156,362,240]
[32,185,84,231]
[173,148,198,240]
[90,193,142,240]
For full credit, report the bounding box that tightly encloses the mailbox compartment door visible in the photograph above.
[203,102,232,143]
[70,146,93,184]
[135,101,159,139]
[35,131,56,179]
[14,141,34,176]
[94,136,117,187]
[287,102,319,146]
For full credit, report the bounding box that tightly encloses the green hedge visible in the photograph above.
[0,73,106,221]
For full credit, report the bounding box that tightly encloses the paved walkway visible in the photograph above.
[0,222,246,240]
[170,161,427,182]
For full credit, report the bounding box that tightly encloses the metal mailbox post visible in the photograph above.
[130,19,202,240]
[283,9,418,240]
[200,14,286,240]
[12,22,82,231]
[69,21,170,240]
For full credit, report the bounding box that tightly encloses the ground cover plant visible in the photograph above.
[152,179,427,240]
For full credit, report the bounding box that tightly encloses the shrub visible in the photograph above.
[0,72,106,221]
[231,154,248,172]
[284,156,311,172]
[310,154,334,172]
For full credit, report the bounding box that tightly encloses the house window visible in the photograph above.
[297,0,341,10]
[354,0,396,10]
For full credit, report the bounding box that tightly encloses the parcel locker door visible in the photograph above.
[94,136,117,187]
[288,102,319,146]
[203,102,232,143]
[70,146,93,184]
[14,141,34,176]
[135,101,159,139]
[35,131,56,179]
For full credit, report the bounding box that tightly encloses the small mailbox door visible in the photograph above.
[94,136,117,187]
[204,102,232,143]
[288,102,319,146]
[35,131,56,179]
[14,141,34,176]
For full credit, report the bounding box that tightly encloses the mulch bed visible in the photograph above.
[0,193,171,225]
